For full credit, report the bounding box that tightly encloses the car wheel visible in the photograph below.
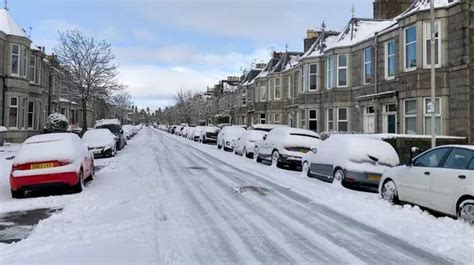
[73,168,85,193]
[255,147,262,163]
[89,163,95,181]
[302,161,310,177]
[217,142,222,149]
[333,169,345,183]
[381,180,399,204]
[11,189,24,199]
[272,150,280,167]
[458,200,474,225]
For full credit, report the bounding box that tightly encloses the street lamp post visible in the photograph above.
[430,0,436,148]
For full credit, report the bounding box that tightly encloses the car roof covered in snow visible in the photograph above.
[249,124,288,131]
[270,127,320,138]
[95,119,121,127]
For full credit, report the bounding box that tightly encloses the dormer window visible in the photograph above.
[11,44,20,75]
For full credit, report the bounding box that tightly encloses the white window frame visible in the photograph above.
[22,47,27,77]
[363,106,376,133]
[8,96,19,129]
[308,109,318,131]
[337,54,348,87]
[10,44,20,76]
[404,25,417,72]
[423,97,442,135]
[274,113,281,124]
[363,48,372,85]
[29,55,36,83]
[288,74,293,99]
[404,99,417,134]
[309,63,318,91]
[382,104,397,134]
[274,77,281,100]
[385,40,396,80]
[301,65,307,93]
[259,83,266,102]
[423,20,441,68]
[326,108,334,131]
[326,56,334,89]
[260,113,266,124]
[27,101,35,129]
[337,108,349,131]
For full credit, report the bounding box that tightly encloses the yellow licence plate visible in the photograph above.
[300,149,309,153]
[368,175,381,181]
[31,163,54,169]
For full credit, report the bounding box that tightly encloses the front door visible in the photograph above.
[363,106,375,133]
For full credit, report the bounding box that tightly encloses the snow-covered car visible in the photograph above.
[190,126,204,141]
[303,135,399,187]
[183,126,196,139]
[255,127,321,170]
[217,126,246,151]
[122,125,137,140]
[9,133,94,198]
[95,119,126,150]
[200,126,220,144]
[380,145,474,224]
[234,130,267,158]
[82,129,117,158]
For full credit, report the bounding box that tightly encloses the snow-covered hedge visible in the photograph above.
[46,113,69,133]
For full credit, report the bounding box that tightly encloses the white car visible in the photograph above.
[234,130,267,159]
[303,135,400,187]
[379,145,474,224]
[190,126,204,141]
[248,123,288,132]
[255,127,321,170]
[217,126,246,151]
[82,129,117,158]
[200,126,220,144]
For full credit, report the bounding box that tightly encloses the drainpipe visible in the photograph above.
[2,37,7,127]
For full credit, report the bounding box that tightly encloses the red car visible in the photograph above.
[10,133,94,198]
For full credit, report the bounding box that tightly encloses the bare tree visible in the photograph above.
[112,90,133,124]
[55,30,121,132]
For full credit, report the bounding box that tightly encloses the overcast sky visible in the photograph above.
[10,0,372,110]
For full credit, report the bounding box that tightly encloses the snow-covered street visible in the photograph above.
[0,127,473,264]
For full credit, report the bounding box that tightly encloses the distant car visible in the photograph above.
[303,135,400,187]
[217,126,246,151]
[95,119,126,150]
[255,127,321,170]
[200,126,220,144]
[82,129,117,158]
[9,133,94,198]
[191,126,204,141]
[122,125,137,140]
[380,145,474,224]
[234,130,267,159]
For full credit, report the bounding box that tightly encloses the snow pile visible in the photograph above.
[0,126,7,132]
[46,113,69,133]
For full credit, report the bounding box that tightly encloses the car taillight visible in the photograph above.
[12,164,28,171]
[55,160,73,167]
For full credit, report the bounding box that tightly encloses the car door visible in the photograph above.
[430,148,474,214]
[397,147,452,207]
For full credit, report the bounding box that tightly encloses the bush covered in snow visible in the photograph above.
[46,113,69,133]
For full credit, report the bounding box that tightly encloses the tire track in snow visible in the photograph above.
[157,129,454,265]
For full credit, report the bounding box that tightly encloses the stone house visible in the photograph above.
[232,0,474,144]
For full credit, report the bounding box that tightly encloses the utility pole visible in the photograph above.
[430,0,436,148]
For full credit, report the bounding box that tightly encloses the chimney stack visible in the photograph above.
[373,0,413,20]
[304,29,320,53]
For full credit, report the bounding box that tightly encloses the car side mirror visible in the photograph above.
[406,146,419,167]
[310,147,318,154]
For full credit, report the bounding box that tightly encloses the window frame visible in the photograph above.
[443,148,474,170]
[308,109,318,132]
[274,77,281,99]
[382,104,397,134]
[28,55,36,82]
[8,96,19,129]
[404,25,417,72]
[337,108,349,132]
[385,40,396,80]
[423,20,441,68]
[288,74,293,99]
[337,54,348,87]
[274,113,281,124]
[259,82,266,102]
[423,97,442,135]
[260,113,266,124]
[404,98,417,134]
[326,108,334,131]
[326,55,334,90]
[10,44,20,76]
[27,101,35,129]
[309,63,318,91]
[413,147,452,168]
[301,64,307,93]
[363,48,372,85]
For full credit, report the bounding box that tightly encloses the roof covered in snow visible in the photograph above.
[396,0,460,20]
[301,31,339,59]
[0,9,28,38]
[240,69,262,86]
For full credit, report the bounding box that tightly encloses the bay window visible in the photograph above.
[363,48,372,84]
[27,101,35,129]
[424,20,440,67]
[405,25,417,71]
[301,64,307,93]
[9,97,18,128]
[28,55,36,82]
[337,54,348,87]
[274,78,281,99]
[326,56,334,89]
[11,44,19,75]
[309,64,317,91]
